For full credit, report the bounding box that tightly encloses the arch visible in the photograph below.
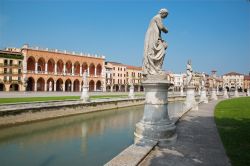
[47,77,54,91]
[73,79,80,92]
[10,84,19,91]
[140,86,144,92]
[27,56,36,71]
[65,61,72,75]
[37,77,45,91]
[0,83,5,91]
[114,84,119,92]
[89,80,95,91]
[37,57,46,72]
[47,58,55,73]
[134,85,139,92]
[225,86,229,92]
[74,62,80,76]
[96,80,102,91]
[106,85,111,92]
[82,62,88,74]
[120,85,125,92]
[65,79,72,92]
[56,78,63,91]
[96,64,102,76]
[26,77,35,91]
[89,63,95,76]
[57,60,64,74]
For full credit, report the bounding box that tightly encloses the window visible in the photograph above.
[4,60,8,66]
[9,76,12,81]
[118,79,119,84]
[19,61,22,67]
[18,76,21,81]
[9,60,13,66]
[4,68,7,74]
[18,69,21,74]
[113,67,115,70]
[124,74,126,77]
[113,79,115,84]
[9,69,12,74]
[113,73,115,76]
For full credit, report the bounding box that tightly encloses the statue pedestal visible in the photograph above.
[247,89,250,96]
[234,90,239,97]
[199,88,208,103]
[134,75,176,147]
[185,86,198,111]
[128,85,135,99]
[210,88,218,100]
[223,90,229,99]
[81,85,90,102]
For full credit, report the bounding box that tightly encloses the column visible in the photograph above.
[87,67,90,76]
[79,84,82,92]
[45,63,48,74]
[62,83,65,92]
[94,83,96,91]
[71,83,74,92]
[54,63,57,75]
[34,82,37,91]
[54,82,57,91]
[80,66,82,76]
[44,82,47,91]
[63,64,66,75]
[94,67,97,77]
[35,62,38,74]
[72,65,74,76]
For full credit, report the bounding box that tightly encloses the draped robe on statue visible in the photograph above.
[143,14,167,75]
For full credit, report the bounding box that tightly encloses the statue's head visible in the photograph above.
[159,8,168,18]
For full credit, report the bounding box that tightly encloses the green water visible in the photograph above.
[0,102,184,166]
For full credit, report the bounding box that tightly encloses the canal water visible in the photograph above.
[0,103,184,166]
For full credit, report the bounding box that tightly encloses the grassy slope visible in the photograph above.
[215,97,250,166]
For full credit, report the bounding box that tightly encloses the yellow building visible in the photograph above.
[0,50,24,91]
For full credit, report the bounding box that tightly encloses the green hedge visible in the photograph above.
[0,53,24,60]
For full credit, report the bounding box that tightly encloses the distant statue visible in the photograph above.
[201,72,206,88]
[49,81,52,91]
[186,60,193,86]
[83,70,88,86]
[142,8,168,76]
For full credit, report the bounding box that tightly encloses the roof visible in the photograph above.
[244,75,250,80]
[105,61,126,66]
[125,65,142,70]
[0,50,23,59]
[223,72,243,76]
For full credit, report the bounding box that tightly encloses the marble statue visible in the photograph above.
[49,81,52,91]
[201,72,206,88]
[142,8,168,76]
[186,60,193,86]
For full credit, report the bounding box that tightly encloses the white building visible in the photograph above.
[223,72,244,92]
[172,73,186,91]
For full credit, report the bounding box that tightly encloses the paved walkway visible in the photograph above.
[139,100,231,166]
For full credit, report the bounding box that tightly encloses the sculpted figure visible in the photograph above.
[142,9,168,76]
[186,60,193,86]
[201,72,206,88]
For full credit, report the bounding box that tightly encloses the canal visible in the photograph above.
[0,102,184,166]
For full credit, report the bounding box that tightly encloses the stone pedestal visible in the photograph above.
[81,85,90,102]
[223,89,229,99]
[234,89,239,97]
[199,88,208,103]
[210,88,218,100]
[134,75,176,147]
[128,85,135,99]
[185,86,198,111]
[180,86,184,96]
[247,89,250,96]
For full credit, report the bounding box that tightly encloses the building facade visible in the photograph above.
[244,73,250,91]
[105,62,143,92]
[21,44,105,92]
[0,50,24,91]
[223,72,244,92]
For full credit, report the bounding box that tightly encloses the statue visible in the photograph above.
[186,60,193,86]
[49,81,52,91]
[201,72,206,88]
[142,8,168,76]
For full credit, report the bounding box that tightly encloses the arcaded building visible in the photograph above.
[22,44,105,92]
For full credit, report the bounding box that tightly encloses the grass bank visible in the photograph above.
[0,95,136,104]
[215,97,250,166]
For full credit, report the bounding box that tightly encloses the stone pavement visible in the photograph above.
[139,100,231,166]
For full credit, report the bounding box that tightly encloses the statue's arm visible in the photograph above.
[155,18,168,33]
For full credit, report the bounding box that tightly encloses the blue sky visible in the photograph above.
[1,0,250,75]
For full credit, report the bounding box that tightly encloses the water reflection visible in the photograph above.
[0,102,184,166]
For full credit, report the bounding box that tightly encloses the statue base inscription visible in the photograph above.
[134,75,177,147]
